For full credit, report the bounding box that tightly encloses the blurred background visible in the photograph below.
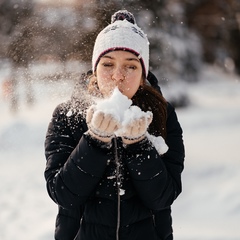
[0,0,240,240]
[0,0,240,110]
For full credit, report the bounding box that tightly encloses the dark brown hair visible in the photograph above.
[131,83,167,139]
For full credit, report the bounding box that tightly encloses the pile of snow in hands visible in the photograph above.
[92,88,168,155]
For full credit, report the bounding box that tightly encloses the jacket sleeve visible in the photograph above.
[124,103,185,210]
[44,103,111,209]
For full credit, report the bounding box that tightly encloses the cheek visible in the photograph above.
[97,71,109,86]
[122,78,142,98]
[97,76,115,97]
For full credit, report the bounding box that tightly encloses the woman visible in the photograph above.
[44,10,185,240]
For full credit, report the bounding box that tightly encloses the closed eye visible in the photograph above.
[127,65,137,70]
[102,62,113,67]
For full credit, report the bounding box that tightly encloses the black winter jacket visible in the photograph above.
[44,75,185,240]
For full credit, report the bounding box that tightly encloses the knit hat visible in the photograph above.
[92,10,149,77]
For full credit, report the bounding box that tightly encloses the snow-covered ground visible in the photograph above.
[171,66,240,240]
[0,65,240,240]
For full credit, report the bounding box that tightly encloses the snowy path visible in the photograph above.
[0,66,240,240]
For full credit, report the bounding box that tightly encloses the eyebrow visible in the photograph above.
[102,55,140,62]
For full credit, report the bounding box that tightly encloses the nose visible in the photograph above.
[111,67,125,82]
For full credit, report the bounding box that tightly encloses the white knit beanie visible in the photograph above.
[92,10,150,77]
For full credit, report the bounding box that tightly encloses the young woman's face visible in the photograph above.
[96,50,143,99]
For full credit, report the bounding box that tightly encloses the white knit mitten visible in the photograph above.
[86,106,120,143]
[120,108,153,145]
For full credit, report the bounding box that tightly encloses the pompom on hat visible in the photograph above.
[92,10,150,77]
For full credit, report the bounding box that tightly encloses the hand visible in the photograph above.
[120,111,153,145]
[86,106,120,143]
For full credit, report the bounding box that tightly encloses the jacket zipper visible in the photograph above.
[113,137,121,240]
